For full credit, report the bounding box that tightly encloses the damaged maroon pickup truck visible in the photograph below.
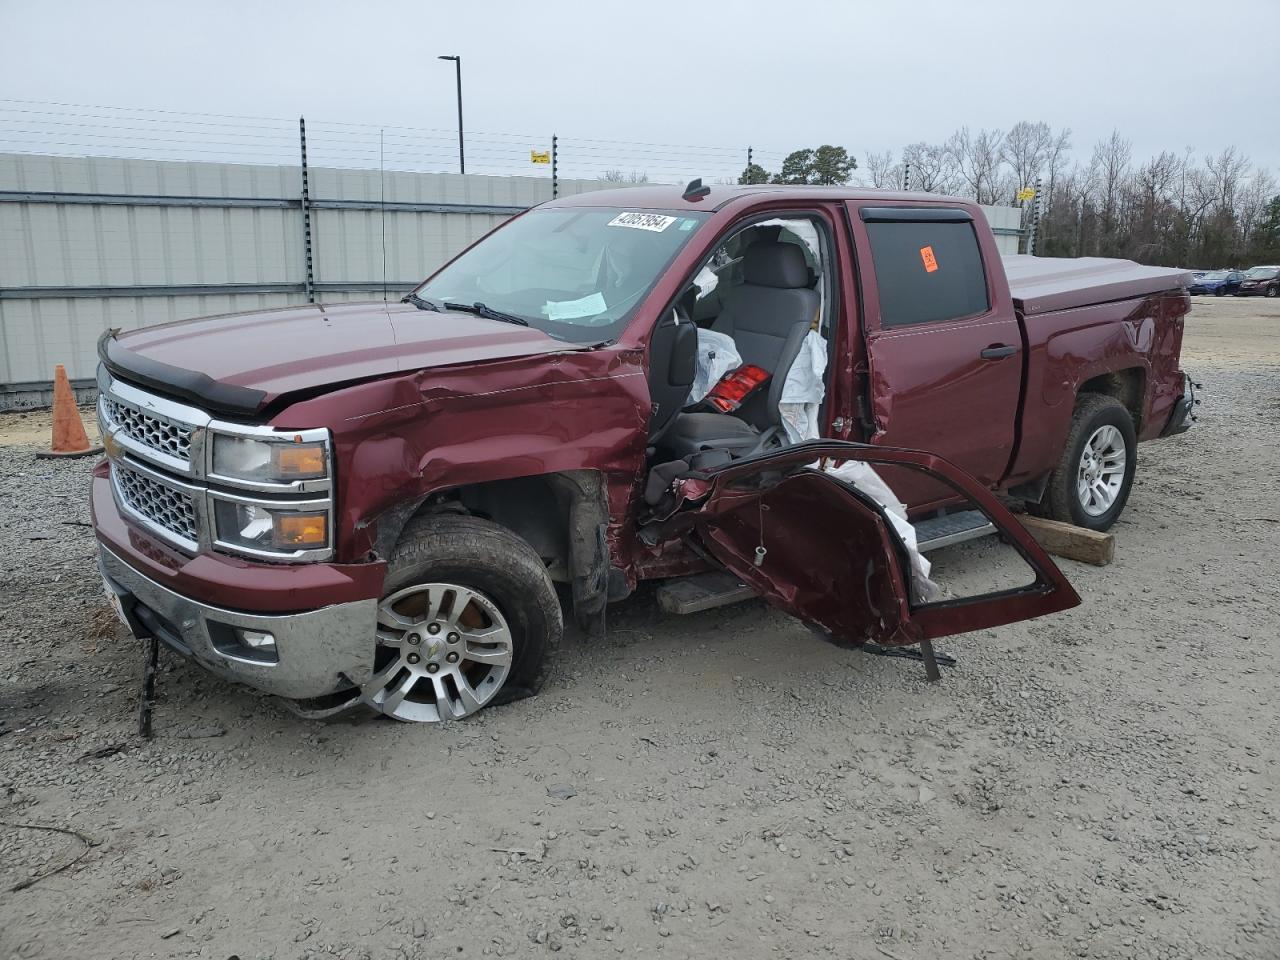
[92,184,1195,722]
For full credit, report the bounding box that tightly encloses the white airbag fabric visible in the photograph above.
[779,330,828,444]
[687,328,743,405]
[814,460,942,604]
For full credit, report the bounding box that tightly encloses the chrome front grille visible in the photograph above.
[98,369,334,561]
[102,393,193,464]
[114,463,199,546]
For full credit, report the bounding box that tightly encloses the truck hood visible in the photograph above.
[99,300,581,416]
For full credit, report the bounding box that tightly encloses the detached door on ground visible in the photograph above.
[664,441,1079,647]
[847,204,1023,509]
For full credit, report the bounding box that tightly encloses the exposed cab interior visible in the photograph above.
[643,216,833,506]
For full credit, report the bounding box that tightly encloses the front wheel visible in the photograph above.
[360,515,561,722]
[1042,394,1137,532]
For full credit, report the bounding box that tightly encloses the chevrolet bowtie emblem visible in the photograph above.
[103,427,123,460]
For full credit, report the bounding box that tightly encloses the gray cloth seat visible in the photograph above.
[665,241,820,457]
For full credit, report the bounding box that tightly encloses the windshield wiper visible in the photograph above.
[443,301,531,327]
[402,292,444,312]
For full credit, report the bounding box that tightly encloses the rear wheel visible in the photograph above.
[1267,285,1279,299]
[1042,394,1137,532]
[360,515,561,722]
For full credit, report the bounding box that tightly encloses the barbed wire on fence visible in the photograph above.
[0,98,790,186]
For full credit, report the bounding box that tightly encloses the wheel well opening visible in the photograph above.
[398,471,610,588]
[437,475,570,578]
[1078,368,1144,430]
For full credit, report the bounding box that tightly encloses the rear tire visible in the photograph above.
[1266,285,1279,299]
[1215,286,1226,297]
[361,514,561,722]
[1042,394,1137,532]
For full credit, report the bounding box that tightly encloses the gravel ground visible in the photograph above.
[1,296,1277,960]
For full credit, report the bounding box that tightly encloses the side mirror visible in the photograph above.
[668,317,697,387]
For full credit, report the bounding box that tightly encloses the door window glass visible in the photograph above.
[865,220,989,327]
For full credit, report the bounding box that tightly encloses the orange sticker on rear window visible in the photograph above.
[920,245,939,273]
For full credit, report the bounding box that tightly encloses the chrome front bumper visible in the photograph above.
[99,545,377,701]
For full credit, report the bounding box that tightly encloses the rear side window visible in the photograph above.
[865,219,990,327]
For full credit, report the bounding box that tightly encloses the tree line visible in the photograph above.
[741,124,1280,267]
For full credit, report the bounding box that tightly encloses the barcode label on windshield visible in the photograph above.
[608,212,677,232]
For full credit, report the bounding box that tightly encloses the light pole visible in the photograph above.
[437,55,464,174]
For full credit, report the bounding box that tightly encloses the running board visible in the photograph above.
[656,571,757,615]
[915,509,996,552]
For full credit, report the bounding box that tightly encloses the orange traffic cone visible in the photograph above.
[37,364,103,459]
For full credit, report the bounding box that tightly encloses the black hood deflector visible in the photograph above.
[98,329,268,418]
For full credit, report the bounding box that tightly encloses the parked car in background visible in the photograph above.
[1236,266,1280,297]
[1188,270,1244,296]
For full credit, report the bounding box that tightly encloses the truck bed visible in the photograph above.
[1003,255,1191,316]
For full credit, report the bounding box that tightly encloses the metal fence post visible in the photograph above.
[551,135,558,199]
[299,117,316,303]
[1026,176,1043,256]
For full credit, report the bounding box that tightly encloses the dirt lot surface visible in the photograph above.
[2,297,1277,960]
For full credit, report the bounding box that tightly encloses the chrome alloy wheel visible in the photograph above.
[1076,424,1127,517]
[361,582,514,722]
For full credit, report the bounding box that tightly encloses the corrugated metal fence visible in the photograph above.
[0,151,1023,408]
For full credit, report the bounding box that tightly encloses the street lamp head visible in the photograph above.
[438,55,459,61]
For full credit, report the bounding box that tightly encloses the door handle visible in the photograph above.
[980,345,1018,360]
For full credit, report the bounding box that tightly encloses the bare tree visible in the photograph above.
[864,149,902,189]
[1091,130,1132,254]
[600,169,649,184]
[1002,121,1052,191]
[947,127,1007,205]
[1044,126,1073,203]
[1203,146,1250,213]
[901,141,957,194]
[1237,169,1278,249]
[1129,151,1181,261]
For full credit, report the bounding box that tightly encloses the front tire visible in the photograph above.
[1042,394,1137,532]
[360,515,561,722]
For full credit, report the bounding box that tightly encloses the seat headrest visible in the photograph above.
[743,241,811,289]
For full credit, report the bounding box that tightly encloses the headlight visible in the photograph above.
[211,432,330,485]
[212,499,330,557]
[206,425,333,560]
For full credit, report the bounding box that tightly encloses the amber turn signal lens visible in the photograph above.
[273,512,328,547]
[274,442,327,478]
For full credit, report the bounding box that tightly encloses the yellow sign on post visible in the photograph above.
[530,150,551,165]
[1016,186,1037,203]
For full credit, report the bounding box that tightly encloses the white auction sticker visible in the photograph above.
[607,212,677,232]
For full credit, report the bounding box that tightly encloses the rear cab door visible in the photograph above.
[649,440,1078,645]
[844,202,1024,509]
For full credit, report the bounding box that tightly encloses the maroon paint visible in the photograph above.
[844,199,1024,506]
[271,346,654,572]
[114,299,579,409]
[1004,289,1189,487]
[660,442,1080,644]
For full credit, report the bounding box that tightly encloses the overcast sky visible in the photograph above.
[1,0,1277,181]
